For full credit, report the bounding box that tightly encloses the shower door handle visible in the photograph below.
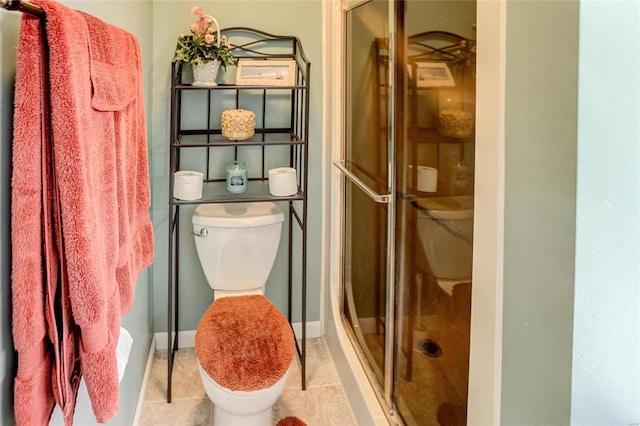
[333,160,391,204]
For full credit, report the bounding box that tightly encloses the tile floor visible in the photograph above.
[139,337,358,426]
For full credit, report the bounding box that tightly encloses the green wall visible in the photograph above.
[500,2,640,423]
[502,1,579,424]
[572,1,640,423]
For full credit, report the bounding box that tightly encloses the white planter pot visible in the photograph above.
[192,59,222,87]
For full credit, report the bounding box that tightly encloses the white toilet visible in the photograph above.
[191,202,295,426]
[416,195,474,295]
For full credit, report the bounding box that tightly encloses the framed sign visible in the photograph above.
[411,62,456,88]
[235,60,296,86]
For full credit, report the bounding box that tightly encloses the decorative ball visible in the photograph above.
[221,109,256,141]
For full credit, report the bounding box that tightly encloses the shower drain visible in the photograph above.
[420,339,443,358]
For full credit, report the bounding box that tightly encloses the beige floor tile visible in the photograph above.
[275,385,357,426]
[139,398,212,426]
[286,338,341,390]
[144,348,207,402]
[141,338,357,426]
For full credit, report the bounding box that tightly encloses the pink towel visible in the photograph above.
[11,12,59,425]
[11,0,154,423]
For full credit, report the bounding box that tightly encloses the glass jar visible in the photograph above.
[226,160,247,194]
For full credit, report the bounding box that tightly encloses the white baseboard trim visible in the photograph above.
[153,321,322,350]
[154,330,196,351]
[293,320,322,340]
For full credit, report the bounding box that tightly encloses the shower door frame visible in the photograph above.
[333,0,402,417]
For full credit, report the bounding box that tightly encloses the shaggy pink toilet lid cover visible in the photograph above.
[195,295,295,391]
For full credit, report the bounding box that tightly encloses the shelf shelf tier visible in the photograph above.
[171,181,304,205]
[166,27,310,403]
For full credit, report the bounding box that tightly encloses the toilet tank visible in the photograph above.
[416,196,473,280]
[192,202,284,292]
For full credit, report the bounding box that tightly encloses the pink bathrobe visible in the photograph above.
[11,0,154,424]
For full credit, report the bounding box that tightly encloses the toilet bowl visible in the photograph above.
[416,196,473,295]
[197,360,290,425]
[192,202,294,426]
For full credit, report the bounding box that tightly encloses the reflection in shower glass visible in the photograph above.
[395,1,476,424]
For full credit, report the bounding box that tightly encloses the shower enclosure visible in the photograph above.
[334,1,476,424]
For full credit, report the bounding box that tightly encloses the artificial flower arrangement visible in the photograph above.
[175,6,237,69]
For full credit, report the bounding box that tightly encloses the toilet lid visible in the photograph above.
[195,295,295,392]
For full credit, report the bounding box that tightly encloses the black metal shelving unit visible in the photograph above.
[166,27,310,402]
